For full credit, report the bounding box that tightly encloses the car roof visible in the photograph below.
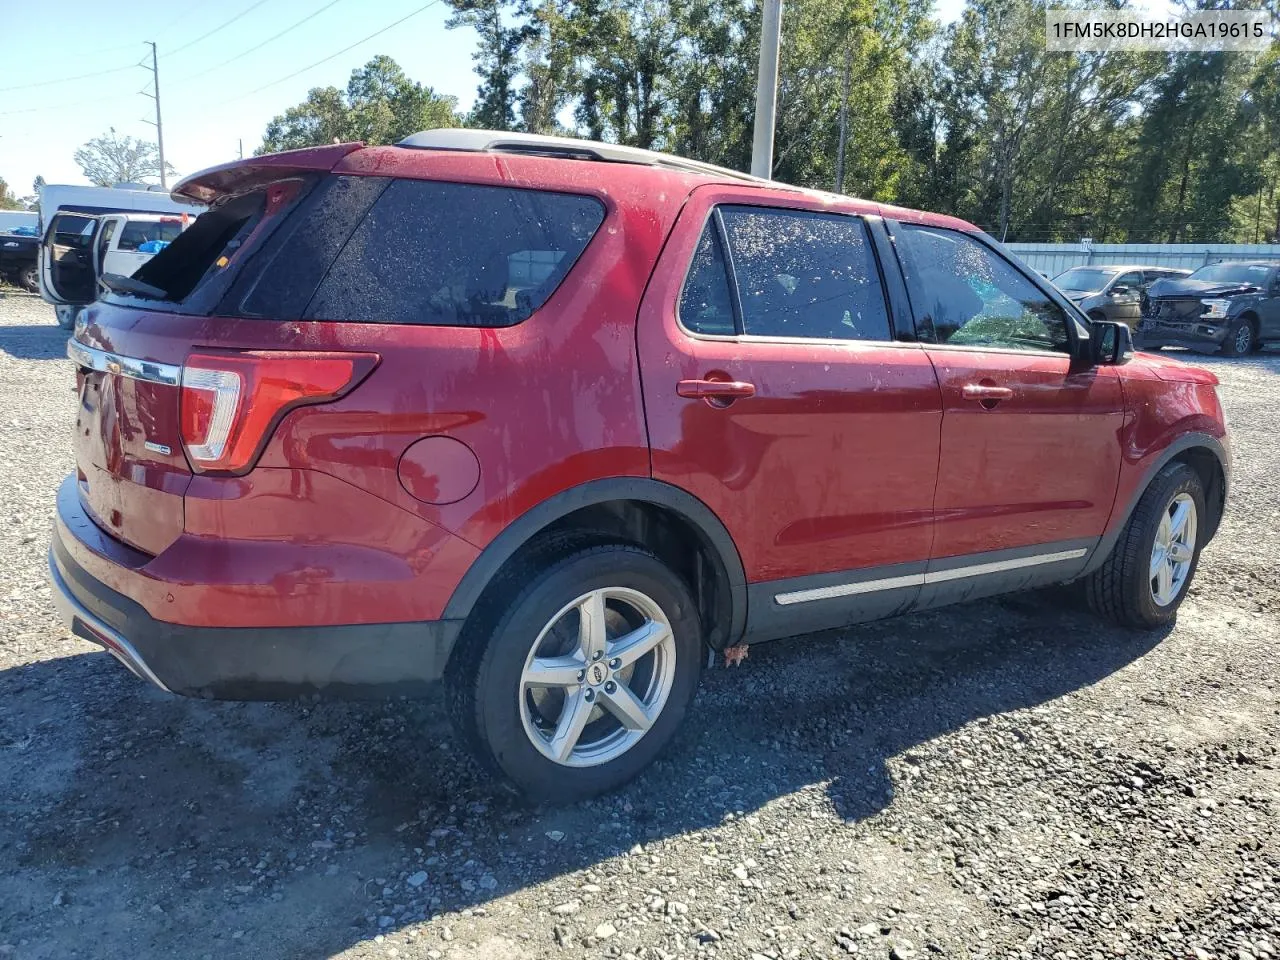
[394,130,980,232]
[1198,260,1277,268]
[177,131,982,235]
[1062,264,1187,272]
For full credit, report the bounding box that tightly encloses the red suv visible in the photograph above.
[49,130,1230,801]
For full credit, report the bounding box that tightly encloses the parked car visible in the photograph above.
[1136,261,1280,356]
[0,231,39,292]
[39,212,192,328]
[1052,264,1190,327]
[49,130,1231,801]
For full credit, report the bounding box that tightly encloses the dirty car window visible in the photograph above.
[305,180,604,327]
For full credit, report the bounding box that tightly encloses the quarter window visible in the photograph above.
[719,206,891,342]
[896,224,1070,353]
[678,221,737,335]
[305,179,605,327]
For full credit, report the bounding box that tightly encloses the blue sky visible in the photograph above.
[0,0,1029,196]
[0,0,479,195]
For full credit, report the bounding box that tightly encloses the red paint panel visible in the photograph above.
[72,345,188,555]
[1104,355,1227,538]
[398,436,481,505]
[63,468,477,628]
[636,187,943,583]
[926,348,1125,557]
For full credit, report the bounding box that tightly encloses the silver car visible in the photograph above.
[1053,264,1191,327]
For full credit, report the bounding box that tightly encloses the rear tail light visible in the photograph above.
[179,351,377,473]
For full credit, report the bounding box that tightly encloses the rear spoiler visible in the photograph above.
[172,142,365,205]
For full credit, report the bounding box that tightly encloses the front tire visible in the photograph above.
[1085,462,1205,629]
[1221,318,1254,357]
[18,263,38,293]
[447,542,703,802]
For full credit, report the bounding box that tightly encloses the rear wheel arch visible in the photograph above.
[442,478,748,651]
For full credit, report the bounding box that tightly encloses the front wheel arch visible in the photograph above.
[1079,434,1228,579]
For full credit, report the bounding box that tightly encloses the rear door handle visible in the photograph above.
[677,379,756,400]
[962,384,1013,401]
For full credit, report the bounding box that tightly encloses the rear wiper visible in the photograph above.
[100,273,169,301]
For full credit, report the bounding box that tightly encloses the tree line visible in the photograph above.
[264,0,1277,243]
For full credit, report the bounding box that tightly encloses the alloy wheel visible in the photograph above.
[1150,492,1197,607]
[1235,323,1253,354]
[519,587,676,767]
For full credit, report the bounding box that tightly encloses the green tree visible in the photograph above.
[448,0,529,129]
[0,178,23,210]
[259,57,460,153]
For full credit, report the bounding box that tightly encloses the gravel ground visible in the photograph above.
[2,290,1279,960]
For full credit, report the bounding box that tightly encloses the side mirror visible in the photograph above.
[1092,320,1133,365]
[1110,284,1132,296]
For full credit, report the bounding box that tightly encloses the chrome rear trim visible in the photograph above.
[47,551,173,694]
[67,339,181,387]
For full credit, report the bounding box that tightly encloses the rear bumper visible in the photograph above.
[49,480,464,700]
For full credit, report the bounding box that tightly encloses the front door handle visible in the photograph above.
[677,379,756,400]
[962,384,1014,402]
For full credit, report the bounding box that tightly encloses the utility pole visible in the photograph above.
[238,139,244,161]
[142,41,167,189]
[750,0,784,179]
[833,46,852,194]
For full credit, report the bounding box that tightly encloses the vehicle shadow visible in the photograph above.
[0,593,1166,958]
[0,322,67,361]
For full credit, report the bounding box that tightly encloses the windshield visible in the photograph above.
[1053,267,1116,291]
[1190,263,1271,285]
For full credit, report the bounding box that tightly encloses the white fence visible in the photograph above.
[1005,242,1280,276]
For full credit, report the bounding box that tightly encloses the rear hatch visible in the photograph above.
[66,144,365,554]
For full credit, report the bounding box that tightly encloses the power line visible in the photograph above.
[163,0,276,58]
[173,0,350,86]
[0,62,135,93]
[215,0,442,104]
[0,89,133,118]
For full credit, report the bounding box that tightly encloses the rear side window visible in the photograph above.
[719,206,891,341]
[305,179,605,327]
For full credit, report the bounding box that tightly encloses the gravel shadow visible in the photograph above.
[0,593,1166,958]
[0,321,67,361]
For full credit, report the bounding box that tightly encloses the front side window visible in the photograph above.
[306,179,605,327]
[896,224,1070,353]
[717,206,891,342]
[1114,271,1142,290]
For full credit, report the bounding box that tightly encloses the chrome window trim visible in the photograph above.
[67,339,181,386]
[774,547,1088,605]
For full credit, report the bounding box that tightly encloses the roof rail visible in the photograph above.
[396,128,765,183]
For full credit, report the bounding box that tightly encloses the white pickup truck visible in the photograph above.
[37,183,203,328]
[41,212,193,328]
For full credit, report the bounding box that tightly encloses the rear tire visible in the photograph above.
[1221,318,1254,357]
[18,263,38,293]
[1084,462,1205,629]
[446,541,703,802]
